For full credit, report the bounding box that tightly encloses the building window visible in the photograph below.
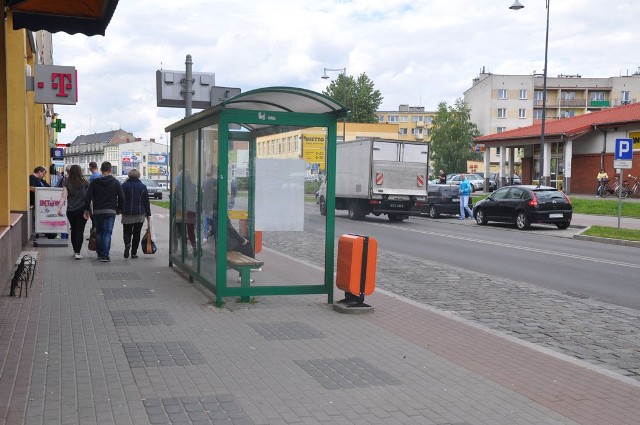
[518,108,526,119]
[622,91,631,104]
[590,91,605,101]
[497,108,507,118]
[561,91,576,100]
[388,115,399,123]
[560,111,575,118]
[411,128,423,135]
[498,89,507,100]
[519,89,527,100]
[497,127,506,133]
[378,115,384,122]
[400,116,408,122]
[533,109,543,119]
[425,116,433,124]
[399,128,408,135]
[411,116,422,122]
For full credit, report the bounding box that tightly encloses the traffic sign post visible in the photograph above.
[613,138,634,228]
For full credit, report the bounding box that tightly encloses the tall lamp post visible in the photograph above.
[321,67,347,142]
[510,0,550,187]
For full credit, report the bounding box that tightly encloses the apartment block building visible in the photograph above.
[463,69,640,174]
[377,105,435,142]
[464,70,640,137]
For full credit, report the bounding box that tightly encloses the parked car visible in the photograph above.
[419,184,472,218]
[447,173,485,192]
[473,185,572,230]
[140,178,163,199]
[489,173,521,190]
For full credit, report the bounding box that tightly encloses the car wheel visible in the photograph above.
[428,205,439,219]
[157,193,163,200]
[475,209,487,225]
[556,221,570,229]
[319,196,327,216]
[515,211,531,230]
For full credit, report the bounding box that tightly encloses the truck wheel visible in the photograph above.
[348,200,362,220]
[319,196,327,216]
[428,205,439,219]
[388,213,405,222]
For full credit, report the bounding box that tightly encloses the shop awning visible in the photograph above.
[7,0,120,36]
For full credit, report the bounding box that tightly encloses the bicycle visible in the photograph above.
[598,178,614,197]
[628,174,640,198]
[613,175,632,199]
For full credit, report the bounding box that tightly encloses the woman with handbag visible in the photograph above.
[121,169,151,259]
[58,165,89,259]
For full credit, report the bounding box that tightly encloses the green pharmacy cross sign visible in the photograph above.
[52,118,66,133]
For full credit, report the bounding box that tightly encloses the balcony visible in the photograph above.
[415,121,425,128]
[560,99,586,108]
[613,98,636,106]
[589,100,610,107]
[415,133,424,140]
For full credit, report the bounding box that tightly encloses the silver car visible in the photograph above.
[447,173,485,192]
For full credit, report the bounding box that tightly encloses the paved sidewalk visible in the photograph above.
[1,205,640,425]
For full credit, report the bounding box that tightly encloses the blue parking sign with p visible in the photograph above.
[615,138,633,160]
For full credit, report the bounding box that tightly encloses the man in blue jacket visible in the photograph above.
[459,174,474,220]
[83,162,124,262]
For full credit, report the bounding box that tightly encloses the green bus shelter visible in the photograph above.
[165,87,346,307]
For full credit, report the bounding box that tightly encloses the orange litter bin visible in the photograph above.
[336,234,377,307]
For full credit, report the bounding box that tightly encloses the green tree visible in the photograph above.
[322,72,383,123]
[429,99,481,175]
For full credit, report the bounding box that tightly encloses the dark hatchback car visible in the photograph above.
[416,184,472,218]
[473,185,572,230]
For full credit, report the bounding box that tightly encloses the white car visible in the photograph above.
[447,174,485,192]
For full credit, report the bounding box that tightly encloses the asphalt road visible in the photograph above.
[305,204,640,310]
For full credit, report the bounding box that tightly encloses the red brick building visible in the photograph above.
[475,102,640,194]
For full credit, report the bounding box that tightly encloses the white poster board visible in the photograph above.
[255,158,305,231]
[34,187,69,233]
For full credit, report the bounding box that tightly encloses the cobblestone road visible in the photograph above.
[264,230,640,381]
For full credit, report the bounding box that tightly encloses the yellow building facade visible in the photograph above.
[1,8,55,281]
[256,122,399,167]
[377,105,435,142]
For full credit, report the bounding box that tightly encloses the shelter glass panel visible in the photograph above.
[170,134,184,260]
[184,131,200,271]
[200,125,219,283]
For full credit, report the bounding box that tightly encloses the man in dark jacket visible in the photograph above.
[83,161,124,262]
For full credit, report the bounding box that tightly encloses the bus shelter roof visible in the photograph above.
[165,86,347,136]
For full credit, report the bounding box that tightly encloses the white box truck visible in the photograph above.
[318,139,429,221]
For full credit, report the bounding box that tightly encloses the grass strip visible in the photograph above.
[582,225,640,242]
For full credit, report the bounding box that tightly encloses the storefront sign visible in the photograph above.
[34,65,78,105]
[34,187,68,233]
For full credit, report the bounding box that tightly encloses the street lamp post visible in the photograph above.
[321,67,347,142]
[510,0,550,187]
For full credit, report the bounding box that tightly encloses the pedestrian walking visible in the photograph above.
[596,168,608,197]
[120,169,151,259]
[83,161,124,262]
[459,173,474,220]
[58,165,89,259]
[88,161,101,181]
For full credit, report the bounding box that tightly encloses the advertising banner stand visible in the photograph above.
[33,187,69,247]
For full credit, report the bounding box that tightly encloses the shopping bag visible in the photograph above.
[142,225,157,254]
[88,228,96,251]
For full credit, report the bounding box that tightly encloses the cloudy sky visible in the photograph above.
[52,0,640,143]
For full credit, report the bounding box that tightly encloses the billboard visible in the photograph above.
[122,151,141,175]
[302,134,326,171]
[148,153,168,175]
